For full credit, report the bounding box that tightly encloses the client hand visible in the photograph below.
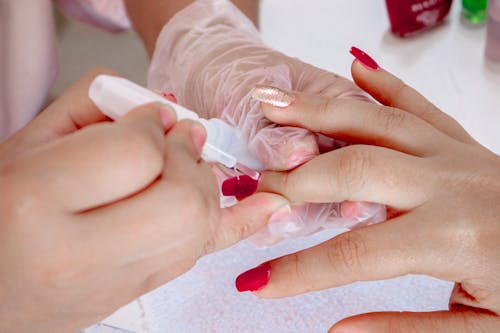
[236,52,500,333]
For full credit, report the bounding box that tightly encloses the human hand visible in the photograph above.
[236,51,500,332]
[0,70,289,333]
[146,0,384,244]
[147,0,369,171]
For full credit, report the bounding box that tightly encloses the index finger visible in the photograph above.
[8,68,116,152]
[19,102,176,212]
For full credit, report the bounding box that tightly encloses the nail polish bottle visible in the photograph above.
[486,0,500,61]
[385,0,453,37]
[461,0,488,25]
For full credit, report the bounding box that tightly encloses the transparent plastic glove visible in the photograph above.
[148,0,369,171]
[55,0,130,32]
[248,201,386,247]
[147,0,385,245]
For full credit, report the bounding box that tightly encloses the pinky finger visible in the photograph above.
[350,59,476,145]
[330,310,500,333]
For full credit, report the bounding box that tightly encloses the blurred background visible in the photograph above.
[52,9,148,96]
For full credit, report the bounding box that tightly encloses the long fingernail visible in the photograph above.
[251,85,295,108]
[235,262,271,292]
[221,175,260,200]
[161,92,177,103]
[350,46,380,70]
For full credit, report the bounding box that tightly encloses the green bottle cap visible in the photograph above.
[462,0,489,24]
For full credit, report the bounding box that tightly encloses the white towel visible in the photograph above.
[141,230,452,333]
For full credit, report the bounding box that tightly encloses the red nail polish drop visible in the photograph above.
[222,175,259,200]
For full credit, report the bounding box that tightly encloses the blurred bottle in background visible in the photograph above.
[462,0,489,24]
[385,0,454,37]
[485,0,500,61]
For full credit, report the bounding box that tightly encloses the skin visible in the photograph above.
[123,0,259,56]
[250,60,500,332]
[0,69,288,333]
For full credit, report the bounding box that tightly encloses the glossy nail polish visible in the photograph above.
[235,262,271,292]
[251,85,295,108]
[349,47,380,70]
[221,175,260,200]
[385,0,453,37]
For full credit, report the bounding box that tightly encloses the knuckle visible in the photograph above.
[116,126,163,167]
[377,106,407,134]
[288,252,316,291]
[327,232,366,275]
[315,98,339,130]
[168,180,217,228]
[334,147,373,196]
[201,238,217,256]
[386,316,420,333]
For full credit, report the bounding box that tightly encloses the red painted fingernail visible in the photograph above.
[350,46,379,70]
[235,262,271,292]
[221,175,260,200]
[161,92,177,103]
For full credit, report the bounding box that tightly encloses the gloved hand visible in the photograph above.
[147,0,385,245]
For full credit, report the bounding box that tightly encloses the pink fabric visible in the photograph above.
[0,0,129,142]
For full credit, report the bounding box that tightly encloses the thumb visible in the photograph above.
[330,310,500,333]
[213,193,291,252]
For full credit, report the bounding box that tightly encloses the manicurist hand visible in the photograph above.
[0,70,289,333]
[236,49,500,332]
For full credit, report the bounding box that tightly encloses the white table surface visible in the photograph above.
[100,1,500,332]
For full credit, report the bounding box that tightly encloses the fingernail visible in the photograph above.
[286,150,316,169]
[161,92,177,103]
[190,121,206,154]
[251,85,295,108]
[350,46,380,70]
[221,175,260,199]
[158,104,176,129]
[235,262,271,292]
[268,204,292,224]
